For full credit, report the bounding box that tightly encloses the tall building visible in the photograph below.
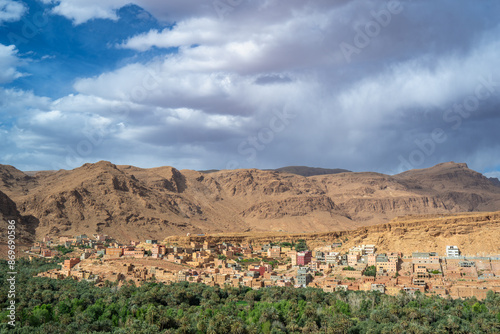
[296,267,312,287]
[267,246,281,258]
[446,246,460,257]
[288,251,298,266]
[297,251,312,265]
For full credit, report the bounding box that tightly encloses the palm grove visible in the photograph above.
[1,258,500,333]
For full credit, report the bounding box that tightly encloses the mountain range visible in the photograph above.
[0,161,499,243]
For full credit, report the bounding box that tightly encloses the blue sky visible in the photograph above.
[0,0,499,179]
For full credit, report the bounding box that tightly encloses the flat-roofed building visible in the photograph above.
[152,245,166,255]
[459,261,475,268]
[348,254,360,266]
[446,246,460,257]
[63,258,80,270]
[325,252,339,264]
[267,246,281,258]
[106,248,124,257]
[371,284,385,293]
[297,251,312,266]
[363,245,376,255]
[376,257,397,273]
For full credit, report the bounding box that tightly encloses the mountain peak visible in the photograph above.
[434,162,469,169]
[81,160,118,170]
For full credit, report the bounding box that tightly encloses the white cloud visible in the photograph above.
[336,37,500,127]
[41,0,128,24]
[27,1,495,173]
[41,0,214,25]
[4,0,500,174]
[0,0,26,24]
[0,88,51,111]
[484,171,500,179]
[0,44,23,84]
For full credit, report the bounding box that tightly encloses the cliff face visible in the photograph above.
[165,211,500,256]
[0,190,37,244]
[340,211,500,255]
[1,161,499,242]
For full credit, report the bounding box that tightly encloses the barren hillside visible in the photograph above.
[0,190,37,244]
[0,161,499,242]
[165,211,500,256]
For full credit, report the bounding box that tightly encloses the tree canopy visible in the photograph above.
[1,259,499,333]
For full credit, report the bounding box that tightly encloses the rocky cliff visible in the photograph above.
[1,161,499,242]
[165,211,500,256]
[0,190,37,244]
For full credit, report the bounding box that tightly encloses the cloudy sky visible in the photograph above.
[0,0,499,177]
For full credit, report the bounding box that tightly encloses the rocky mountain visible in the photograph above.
[1,161,499,242]
[0,190,37,244]
[199,166,351,177]
[273,166,351,177]
[489,177,500,187]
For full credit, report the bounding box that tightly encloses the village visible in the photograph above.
[29,234,500,300]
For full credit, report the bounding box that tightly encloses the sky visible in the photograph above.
[0,0,499,177]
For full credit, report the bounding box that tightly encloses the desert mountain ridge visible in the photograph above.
[0,161,499,243]
[199,166,352,177]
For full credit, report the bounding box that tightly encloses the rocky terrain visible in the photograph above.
[0,190,37,244]
[199,166,351,177]
[165,211,500,256]
[0,161,499,242]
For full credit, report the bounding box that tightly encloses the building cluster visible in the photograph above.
[34,235,500,300]
[27,234,114,258]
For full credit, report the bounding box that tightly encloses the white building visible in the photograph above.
[325,252,340,264]
[363,245,376,255]
[446,246,460,257]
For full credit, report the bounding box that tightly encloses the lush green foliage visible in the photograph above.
[1,259,500,333]
[54,246,74,255]
[294,240,307,252]
[237,258,262,264]
[364,266,376,277]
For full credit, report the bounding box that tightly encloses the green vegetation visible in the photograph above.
[279,242,293,248]
[1,259,500,333]
[364,265,377,277]
[54,245,74,255]
[431,270,442,275]
[236,257,261,264]
[217,255,227,261]
[343,266,356,271]
[294,239,307,252]
[261,258,278,267]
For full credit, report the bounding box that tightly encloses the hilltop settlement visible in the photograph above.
[30,233,500,300]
